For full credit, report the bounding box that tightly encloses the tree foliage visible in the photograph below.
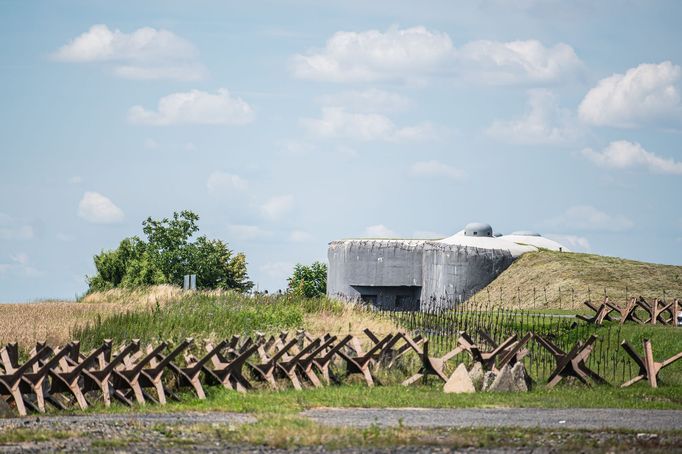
[87,211,253,293]
[287,261,327,298]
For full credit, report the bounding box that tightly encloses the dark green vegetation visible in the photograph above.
[87,210,252,293]
[475,250,682,309]
[287,261,328,298]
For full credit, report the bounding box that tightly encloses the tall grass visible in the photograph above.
[72,292,346,349]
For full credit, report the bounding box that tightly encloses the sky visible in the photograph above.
[1,0,682,302]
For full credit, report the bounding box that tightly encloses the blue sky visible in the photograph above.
[1,0,682,302]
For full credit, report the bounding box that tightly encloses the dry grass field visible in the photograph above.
[303,302,397,339]
[0,286,181,346]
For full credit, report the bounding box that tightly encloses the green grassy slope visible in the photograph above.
[473,250,682,310]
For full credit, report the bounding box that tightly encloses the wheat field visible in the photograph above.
[0,285,181,346]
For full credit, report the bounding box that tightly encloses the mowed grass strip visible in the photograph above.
[68,381,682,417]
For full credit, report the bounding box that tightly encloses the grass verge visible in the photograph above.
[0,428,77,443]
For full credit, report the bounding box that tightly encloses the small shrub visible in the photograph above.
[288,262,327,298]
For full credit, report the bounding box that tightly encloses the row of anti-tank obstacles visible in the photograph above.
[1,329,681,416]
[578,296,681,326]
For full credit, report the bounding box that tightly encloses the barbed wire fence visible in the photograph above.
[352,288,681,385]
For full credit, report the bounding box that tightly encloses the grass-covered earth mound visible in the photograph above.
[475,250,682,309]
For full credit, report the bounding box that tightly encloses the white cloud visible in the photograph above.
[486,89,580,144]
[317,89,410,113]
[206,171,248,196]
[128,89,254,126]
[545,205,633,232]
[579,61,681,128]
[291,26,581,85]
[301,108,434,142]
[292,26,454,83]
[544,234,591,252]
[582,140,682,175]
[261,195,294,220]
[456,40,582,85]
[409,160,464,180]
[290,230,313,242]
[0,214,34,241]
[227,224,272,241]
[364,224,399,238]
[77,191,124,224]
[52,24,206,81]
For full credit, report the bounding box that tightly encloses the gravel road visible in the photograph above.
[302,407,682,431]
[1,409,680,452]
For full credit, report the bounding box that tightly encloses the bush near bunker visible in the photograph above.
[288,261,327,298]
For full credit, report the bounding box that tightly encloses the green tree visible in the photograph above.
[142,210,200,285]
[187,236,252,292]
[287,261,327,298]
[87,211,253,293]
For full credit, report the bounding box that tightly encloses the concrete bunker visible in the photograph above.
[327,222,569,311]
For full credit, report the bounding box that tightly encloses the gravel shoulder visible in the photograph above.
[0,412,255,428]
[302,407,682,431]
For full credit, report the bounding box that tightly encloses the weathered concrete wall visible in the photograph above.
[420,242,515,309]
[327,240,424,300]
[328,238,517,311]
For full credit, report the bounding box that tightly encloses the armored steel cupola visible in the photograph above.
[463,222,493,237]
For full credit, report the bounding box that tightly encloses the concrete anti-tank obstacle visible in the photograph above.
[443,363,475,394]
